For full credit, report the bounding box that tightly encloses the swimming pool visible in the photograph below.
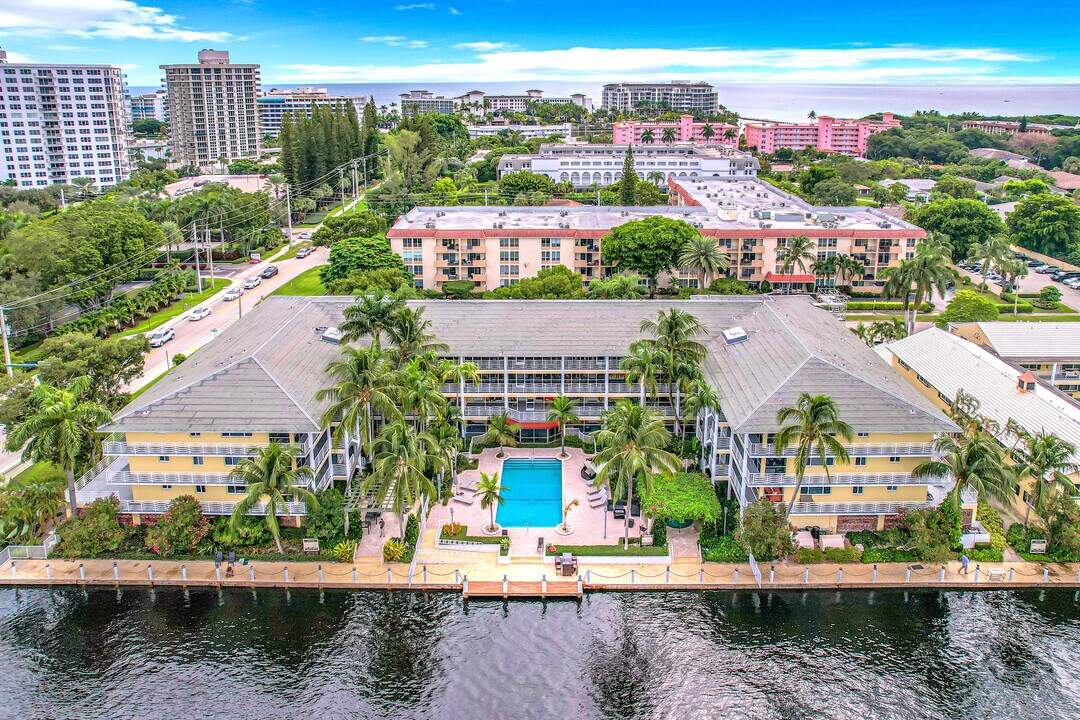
[496,458,564,528]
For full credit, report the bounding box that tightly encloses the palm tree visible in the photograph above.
[547,395,581,458]
[1011,430,1079,528]
[399,363,447,430]
[881,242,954,333]
[340,290,407,349]
[476,471,506,533]
[1,473,66,542]
[774,393,854,515]
[834,254,865,290]
[264,173,286,199]
[723,127,738,142]
[679,236,730,290]
[968,234,1012,291]
[912,432,1013,513]
[8,377,111,518]
[227,443,320,553]
[778,235,816,292]
[70,177,96,198]
[640,128,655,144]
[366,421,439,538]
[647,170,665,186]
[622,339,664,403]
[482,412,517,458]
[386,306,448,364]
[593,401,681,548]
[807,110,817,121]
[701,123,715,142]
[661,127,677,144]
[811,255,839,288]
[560,498,580,533]
[315,346,402,474]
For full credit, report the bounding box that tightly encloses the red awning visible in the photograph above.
[765,272,816,283]
[508,420,559,430]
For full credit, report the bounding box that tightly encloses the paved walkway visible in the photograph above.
[3,555,1077,595]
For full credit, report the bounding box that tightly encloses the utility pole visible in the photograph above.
[238,291,243,319]
[339,166,346,213]
[192,224,203,293]
[352,160,360,204]
[206,224,215,283]
[0,306,12,377]
[59,187,67,211]
[362,157,367,190]
[285,184,293,242]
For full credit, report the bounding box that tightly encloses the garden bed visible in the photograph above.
[544,543,669,558]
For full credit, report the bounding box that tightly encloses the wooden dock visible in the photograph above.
[463,580,582,599]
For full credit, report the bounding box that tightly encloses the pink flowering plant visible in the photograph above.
[144,495,210,556]
[57,496,128,558]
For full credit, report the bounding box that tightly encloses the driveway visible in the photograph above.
[952,264,1080,309]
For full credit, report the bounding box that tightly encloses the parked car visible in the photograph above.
[223,287,244,301]
[1050,271,1080,282]
[298,232,312,240]
[148,328,175,347]
[188,306,212,321]
[193,179,209,187]
[1065,277,1080,290]
[1026,259,1043,267]
[1035,265,1060,274]
[295,247,313,259]
[260,265,279,279]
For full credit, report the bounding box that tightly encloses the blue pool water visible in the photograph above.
[496,458,563,527]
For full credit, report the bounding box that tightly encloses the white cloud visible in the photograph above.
[453,41,515,52]
[361,35,427,49]
[0,0,234,42]
[395,3,435,9]
[276,45,1048,84]
[448,6,461,14]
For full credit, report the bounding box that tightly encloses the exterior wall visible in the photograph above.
[744,113,900,157]
[258,94,365,136]
[948,323,1080,399]
[601,82,719,113]
[0,55,131,188]
[467,124,572,140]
[612,115,739,147]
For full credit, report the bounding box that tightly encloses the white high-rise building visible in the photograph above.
[161,49,261,168]
[601,81,718,114]
[0,47,132,189]
[257,87,369,136]
[129,90,167,122]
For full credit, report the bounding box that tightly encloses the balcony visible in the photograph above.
[786,501,933,516]
[748,441,937,458]
[103,441,291,457]
[117,500,308,516]
[745,472,946,488]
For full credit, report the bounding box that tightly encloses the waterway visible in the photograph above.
[0,587,1077,719]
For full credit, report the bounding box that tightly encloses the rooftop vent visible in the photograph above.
[321,326,344,344]
[722,326,749,345]
[1017,369,1037,393]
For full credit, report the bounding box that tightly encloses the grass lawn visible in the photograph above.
[438,525,503,544]
[11,461,61,483]
[268,241,312,262]
[270,266,326,297]
[545,543,669,557]
[120,278,232,337]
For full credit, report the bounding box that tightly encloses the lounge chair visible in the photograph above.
[589,496,607,508]
[795,531,815,550]
[451,494,474,506]
[586,486,605,498]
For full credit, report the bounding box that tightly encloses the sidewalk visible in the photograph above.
[3,555,1077,595]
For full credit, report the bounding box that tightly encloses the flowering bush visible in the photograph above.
[382,537,407,563]
[57,496,128,558]
[144,495,209,556]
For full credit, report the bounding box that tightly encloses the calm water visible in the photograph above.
[497,458,564,527]
[1,587,1078,720]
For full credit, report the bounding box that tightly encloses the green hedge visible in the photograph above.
[847,301,933,312]
[861,547,921,563]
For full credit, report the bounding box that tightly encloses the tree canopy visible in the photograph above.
[936,290,1000,326]
[602,217,698,297]
[321,236,408,284]
[311,210,389,247]
[907,198,1005,262]
[1006,194,1080,261]
[642,471,722,522]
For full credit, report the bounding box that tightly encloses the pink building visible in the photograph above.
[743,112,900,157]
[612,115,739,147]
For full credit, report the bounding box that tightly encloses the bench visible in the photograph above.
[986,568,1008,582]
[302,538,320,554]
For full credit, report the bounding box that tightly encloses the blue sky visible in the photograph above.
[1,0,1078,87]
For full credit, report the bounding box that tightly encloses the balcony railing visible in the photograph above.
[118,500,308,516]
[104,441,305,457]
[110,471,233,486]
[748,442,937,458]
[787,501,933,516]
[745,472,947,488]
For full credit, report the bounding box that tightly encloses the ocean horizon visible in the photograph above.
[129,82,1080,122]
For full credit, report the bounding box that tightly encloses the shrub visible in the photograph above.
[57,496,128,558]
[172,353,187,366]
[1040,285,1062,304]
[797,548,824,563]
[698,518,719,548]
[709,277,755,295]
[649,517,668,548]
[382,537,408,562]
[404,514,420,547]
[702,535,749,562]
[210,516,270,549]
[861,547,921,563]
[1006,522,1028,551]
[847,301,933,312]
[332,540,356,563]
[736,498,793,561]
[824,546,863,563]
[968,547,1004,563]
[143,495,209,556]
[303,488,349,545]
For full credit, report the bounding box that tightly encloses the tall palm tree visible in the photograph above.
[647,170,665,186]
[807,110,817,121]
[593,401,681,548]
[912,432,1013,512]
[366,421,440,538]
[316,346,402,474]
[661,127,677,144]
[1011,430,1079,528]
[881,242,955,333]
[774,393,854,515]
[476,471,506,533]
[70,177,96,198]
[547,395,581,458]
[621,339,665,402]
[227,443,320,553]
[264,173,286,199]
[723,127,738,142]
[640,128,655,144]
[679,235,730,290]
[778,235,816,292]
[386,306,448,364]
[429,420,463,492]
[811,255,839,288]
[8,377,111,518]
[834,254,866,290]
[700,123,715,142]
[968,234,1012,291]
[482,412,517,457]
[399,363,447,430]
[340,290,407,349]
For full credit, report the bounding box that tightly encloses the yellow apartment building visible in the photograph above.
[950,322,1080,400]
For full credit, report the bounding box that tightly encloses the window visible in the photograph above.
[886,485,898,492]
[221,432,253,438]
[889,456,901,464]
[857,432,869,438]
[800,486,832,495]
[195,485,206,494]
[852,486,864,495]
[227,485,246,494]
[855,457,866,466]
[402,238,422,248]
[188,432,202,438]
[807,457,834,467]
[193,456,204,466]
[158,456,170,463]
[225,457,243,466]
[161,484,172,490]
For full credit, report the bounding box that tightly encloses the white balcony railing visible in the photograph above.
[118,500,307,516]
[787,501,933,516]
[745,472,947,488]
[749,442,937,458]
[104,441,290,457]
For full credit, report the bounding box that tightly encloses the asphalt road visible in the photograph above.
[952,263,1080,308]
[131,244,326,391]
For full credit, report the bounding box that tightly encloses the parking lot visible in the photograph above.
[164,174,269,198]
[954,253,1080,308]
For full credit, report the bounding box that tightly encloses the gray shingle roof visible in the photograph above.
[111,295,954,436]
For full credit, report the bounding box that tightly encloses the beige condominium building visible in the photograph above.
[949,322,1080,400]
[876,328,1080,518]
[77,296,961,533]
[387,176,924,293]
[161,49,261,167]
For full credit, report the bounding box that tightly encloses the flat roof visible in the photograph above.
[962,322,1080,363]
[876,329,1080,463]
[112,296,954,436]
